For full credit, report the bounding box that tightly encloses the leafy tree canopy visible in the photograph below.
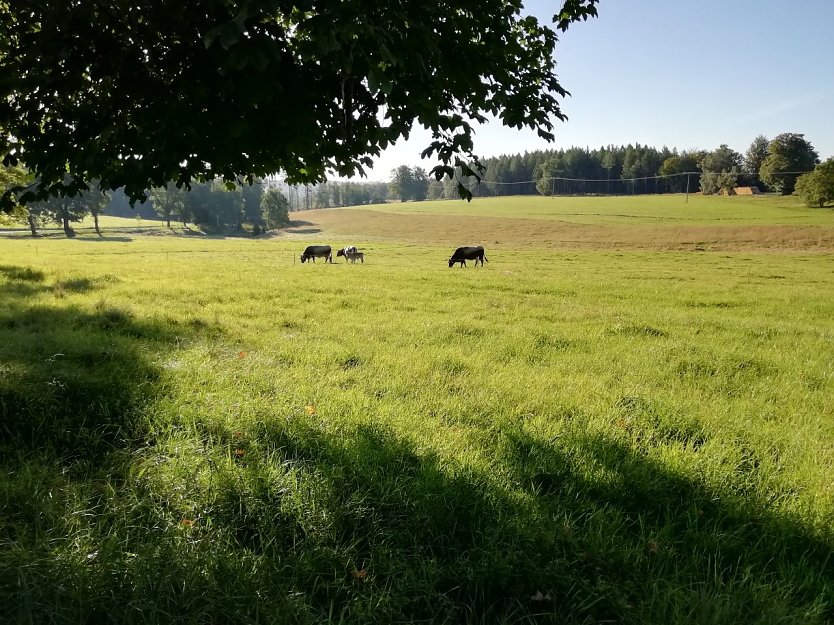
[698,144,742,195]
[261,187,290,230]
[759,133,819,195]
[794,159,834,208]
[0,164,29,222]
[744,135,769,176]
[0,0,599,211]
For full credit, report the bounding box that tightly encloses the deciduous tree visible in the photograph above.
[411,168,430,202]
[149,183,185,229]
[759,133,819,195]
[86,186,109,236]
[744,135,769,187]
[261,188,290,230]
[390,166,416,202]
[0,164,30,227]
[698,145,742,195]
[794,159,834,208]
[0,1,599,209]
[33,195,88,237]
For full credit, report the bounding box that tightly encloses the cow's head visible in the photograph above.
[336,249,345,257]
[300,254,308,263]
[448,257,455,268]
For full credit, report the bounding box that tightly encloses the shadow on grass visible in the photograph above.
[0,264,47,282]
[0,264,830,623]
[74,235,134,242]
[0,230,136,241]
[285,227,323,235]
[0,263,224,465]
[156,419,832,624]
[0,305,186,461]
[0,268,209,614]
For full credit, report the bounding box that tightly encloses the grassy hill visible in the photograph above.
[279,194,834,251]
[1,195,833,624]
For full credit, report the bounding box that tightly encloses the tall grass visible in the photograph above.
[1,211,833,623]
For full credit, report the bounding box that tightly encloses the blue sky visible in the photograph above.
[360,0,834,180]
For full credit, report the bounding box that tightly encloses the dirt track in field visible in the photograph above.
[281,209,834,252]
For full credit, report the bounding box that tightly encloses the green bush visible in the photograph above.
[794,159,834,207]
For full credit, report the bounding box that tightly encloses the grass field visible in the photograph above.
[281,195,834,251]
[1,195,833,624]
[0,214,168,237]
[357,194,828,224]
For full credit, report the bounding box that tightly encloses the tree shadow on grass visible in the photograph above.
[285,227,322,235]
[1,262,830,623]
[157,419,833,624]
[0,307,183,461]
[74,235,134,242]
[0,264,47,282]
[5,388,831,623]
[0,269,215,624]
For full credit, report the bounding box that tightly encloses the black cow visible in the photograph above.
[300,245,333,264]
[448,246,488,268]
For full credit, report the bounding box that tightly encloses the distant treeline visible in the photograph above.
[310,133,824,207]
[5,133,828,237]
[17,179,292,237]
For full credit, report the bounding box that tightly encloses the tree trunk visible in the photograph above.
[61,206,75,237]
[27,211,38,237]
[93,212,102,236]
[166,217,171,228]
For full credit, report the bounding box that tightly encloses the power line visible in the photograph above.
[481,171,814,185]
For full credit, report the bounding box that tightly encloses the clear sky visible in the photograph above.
[358,0,834,181]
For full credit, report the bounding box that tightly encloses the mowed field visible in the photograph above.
[1,195,833,624]
[281,194,834,251]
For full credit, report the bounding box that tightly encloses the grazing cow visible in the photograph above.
[300,245,333,263]
[448,246,488,268]
[337,246,364,263]
[336,245,358,260]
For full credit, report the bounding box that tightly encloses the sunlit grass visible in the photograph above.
[281,194,834,250]
[358,193,834,225]
[1,204,833,623]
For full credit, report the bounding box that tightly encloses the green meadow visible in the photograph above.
[357,193,832,225]
[1,195,833,624]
